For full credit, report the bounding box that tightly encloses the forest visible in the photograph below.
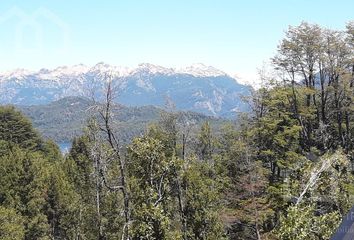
[0,21,353,240]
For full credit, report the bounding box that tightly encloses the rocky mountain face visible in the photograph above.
[0,63,251,117]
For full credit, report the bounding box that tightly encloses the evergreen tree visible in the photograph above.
[0,206,25,240]
[0,106,42,151]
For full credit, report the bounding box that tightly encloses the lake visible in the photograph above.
[58,142,72,154]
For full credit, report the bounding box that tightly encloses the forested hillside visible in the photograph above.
[0,21,353,240]
[17,96,229,143]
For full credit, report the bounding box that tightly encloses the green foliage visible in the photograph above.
[45,162,81,239]
[0,206,25,240]
[127,136,176,239]
[182,157,226,240]
[274,204,341,240]
[0,106,42,150]
[65,135,124,239]
[198,121,213,161]
[271,150,352,239]
[220,21,354,239]
[0,148,51,239]
[0,107,81,239]
[218,122,273,239]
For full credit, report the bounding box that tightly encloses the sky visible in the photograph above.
[0,0,353,84]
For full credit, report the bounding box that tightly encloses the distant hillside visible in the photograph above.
[1,63,251,117]
[17,96,230,143]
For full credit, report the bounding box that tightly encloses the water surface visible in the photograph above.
[58,142,71,154]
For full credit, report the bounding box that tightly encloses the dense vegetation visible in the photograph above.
[0,21,353,239]
[18,96,228,144]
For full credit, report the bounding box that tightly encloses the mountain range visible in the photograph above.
[0,63,251,117]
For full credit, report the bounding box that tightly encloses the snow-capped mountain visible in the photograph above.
[0,63,251,117]
[177,63,227,77]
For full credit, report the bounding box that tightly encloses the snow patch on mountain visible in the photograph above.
[134,63,174,76]
[1,62,232,80]
[0,69,35,82]
[0,63,251,117]
[177,63,227,77]
[89,62,132,77]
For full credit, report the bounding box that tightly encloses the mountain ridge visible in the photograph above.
[0,62,233,79]
[0,63,251,117]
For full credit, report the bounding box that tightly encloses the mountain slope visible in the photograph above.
[0,63,251,117]
[17,96,229,143]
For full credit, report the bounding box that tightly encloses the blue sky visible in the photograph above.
[0,0,353,84]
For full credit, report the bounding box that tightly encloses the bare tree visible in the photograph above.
[87,73,131,240]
